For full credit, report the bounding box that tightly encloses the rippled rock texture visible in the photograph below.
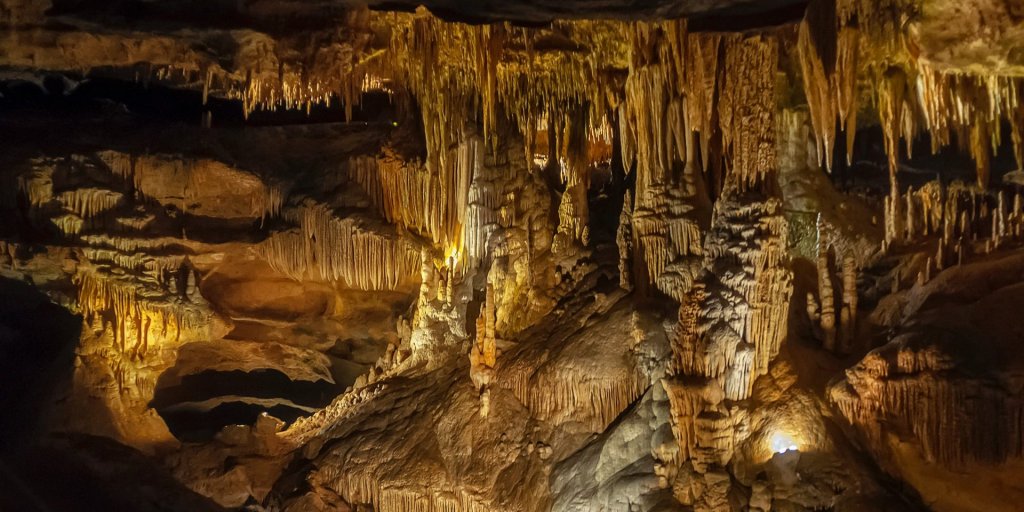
[1,1,1024,511]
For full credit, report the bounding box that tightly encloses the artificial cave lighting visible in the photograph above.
[1,1,1023,511]
[446,244,462,269]
[770,431,801,455]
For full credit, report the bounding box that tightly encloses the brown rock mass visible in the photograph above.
[1,1,1023,511]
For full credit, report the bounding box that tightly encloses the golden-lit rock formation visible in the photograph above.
[258,202,421,290]
[2,0,1024,510]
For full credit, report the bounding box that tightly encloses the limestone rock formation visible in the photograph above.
[1,0,1023,511]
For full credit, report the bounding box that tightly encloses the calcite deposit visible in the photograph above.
[1,0,1023,511]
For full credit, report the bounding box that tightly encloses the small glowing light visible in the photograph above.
[445,244,461,269]
[770,432,799,454]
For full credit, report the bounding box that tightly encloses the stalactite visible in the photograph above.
[718,35,779,192]
[972,121,991,189]
[552,105,593,253]
[53,214,84,236]
[878,67,907,178]
[360,130,525,355]
[251,183,286,223]
[382,11,624,200]
[349,127,501,274]
[799,7,837,172]
[913,70,1019,190]
[615,23,720,299]
[227,9,379,118]
[462,184,493,269]
[685,33,723,176]
[258,202,421,291]
[621,53,685,199]
[883,177,1020,266]
[1012,101,1024,171]
[657,30,789,507]
[501,362,649,434]
[348,153,455,245]
[416,108,479,254]
[79,234,173,253]
[97,151,285,221]
[836,26,860,163]
[3,11,381,118]
[798,0,861,170]
[74,265,207,360]
[57,188,124,219]
[878,67,907,248]
[316,468,496,512]
[18,165,54,207]
[81,248,185,285]
[832,337,1024,466]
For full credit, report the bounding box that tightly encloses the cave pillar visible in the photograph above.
[661,33,793,512]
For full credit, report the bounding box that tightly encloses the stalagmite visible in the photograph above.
[664,198,792,511]
[996,191,1007,247]
[819,239,835,352]
[469,285,499,417]
[661,33,792,512]
[840,253,857,352]
[1013,193,1023,238]
[552,107,593,255]
[815,213,858,355]
[903,186,914,241]
[617,191,634,291]
[881,176,1018,269]
[883,195,893,249]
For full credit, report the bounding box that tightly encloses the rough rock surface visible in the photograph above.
[1,0,1023,511]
